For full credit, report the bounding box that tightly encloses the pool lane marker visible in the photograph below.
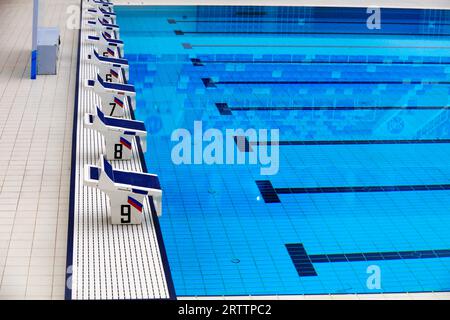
[190,58,204,66]
[234,136,450,152]
[183,43,450,50]
[286,243,450,277]
[202,78,217,88]
[238,137,450,148]
[203,78,450,87]
[234,136,253,152]
[215,102,449,115]
[255,181,280,203]
[256,180,450,204]
[174,29,450,37]
[191,57,450,66]
[168,18,450,27]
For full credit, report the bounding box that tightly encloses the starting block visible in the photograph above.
[85,155,162,224]
[85,8,116,25]
[85,73,135,117]
[87,31,123,57]
[86,17,120,37]
[85,1,116,16]
[85,0,114,11]
[88,48,129,82]
[85,106,147,160]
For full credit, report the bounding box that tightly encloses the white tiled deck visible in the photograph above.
[0,0,78,299]
[1,0,450,300]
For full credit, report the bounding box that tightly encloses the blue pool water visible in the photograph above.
[116,6,450,296]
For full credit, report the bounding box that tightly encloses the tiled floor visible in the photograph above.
[0,0,79,299]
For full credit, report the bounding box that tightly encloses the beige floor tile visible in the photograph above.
[0,0,77,299]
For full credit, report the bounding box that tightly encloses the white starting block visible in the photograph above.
[88,48,129,82]
[87,31,123,57]
[86,17,120,37]
[85,7,116,25]
[85,106,147,160]
[85,73,135,117]
[85,155,162,224]
[85,0,114,11]
[85,0,115,17]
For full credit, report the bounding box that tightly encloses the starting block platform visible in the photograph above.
[66,0,174,300]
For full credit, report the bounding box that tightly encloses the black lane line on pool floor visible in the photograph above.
[286,243,450,277]
[182,43,450,50]
[256,180,450,204]
[203,78,450,88]
[174,29,450,37]
[233,136,450,152]
[169,18,450,27]
[255,139,450,146]
[191,57,450,66]
[215,102,449,115]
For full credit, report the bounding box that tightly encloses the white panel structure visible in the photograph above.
[67,0,173,300]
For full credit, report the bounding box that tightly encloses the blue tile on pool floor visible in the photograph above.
[117,5,450,296]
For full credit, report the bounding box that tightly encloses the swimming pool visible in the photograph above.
[116,5,450,296]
